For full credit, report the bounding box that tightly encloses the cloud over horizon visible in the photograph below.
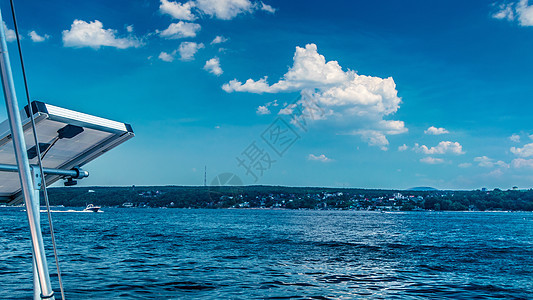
[223,43,407,150]
[308,154,332,162]
[425,126,449,135]
[414,141,465,155]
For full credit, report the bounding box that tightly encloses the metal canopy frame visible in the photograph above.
[0,6,134,298]
[0,101,134,205]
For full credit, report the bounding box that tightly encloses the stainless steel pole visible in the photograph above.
[0,162,89,178]
[0,9,55,300]
[32,179,42,300]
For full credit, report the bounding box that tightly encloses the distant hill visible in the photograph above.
[407,187,439,191]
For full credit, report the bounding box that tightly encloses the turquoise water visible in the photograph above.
[1,208,532,299]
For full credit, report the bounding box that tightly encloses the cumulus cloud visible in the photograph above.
[223,44,352,93]
[510,143,533,157]
[517,0,533,25]
[195,0,254,20]
[178,41,204,60]
[414,141,464,155]
[474,156,509,168]
[211,35,228,45]
[510,134,521,142]
[159,21,201,39]
[424,126,449,135]
[3,22,17,42]
[160,0,197,20]
[493,0,533,26]
[398,144,408,151]
[28,30,49,42]
[256,100,278,115]
[420,157,444,164]
[256,106,270,115]
[458,163,472,168]
[278,103,295,115]
[355,130,390,150]
[511,158,533,168]
[159,51,176,62]
[308,154,332,162]
[159,0,276,21]
[204,57,223,75]
[62,20,142,49]
[223,43,407,149]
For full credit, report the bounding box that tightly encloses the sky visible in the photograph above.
[1,0,533,190]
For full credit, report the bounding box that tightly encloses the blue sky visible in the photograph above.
[1,0,533,190]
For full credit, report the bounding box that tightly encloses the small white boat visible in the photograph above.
[84,204,101,212]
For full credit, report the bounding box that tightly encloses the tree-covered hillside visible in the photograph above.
[43,186,533,211]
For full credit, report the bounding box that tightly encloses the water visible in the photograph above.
[1,208,532,299]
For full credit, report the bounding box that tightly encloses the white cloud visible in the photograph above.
[424,126,449,135]
[160,0,275,21]
[493,3,515,20]
[278,103,295,115]
[256,100,278,115]
[517,0,533,26]
[223,43,407,149]
[160,0,197,20]
[354,130,391,151]
[458,163,472,168]
[487,169,504,177]
[256,105,270,115]
[195,0,254,20]
[3,22,17,42]
[159,51,176,62]
[159,21,201,39]
[62,20,142,49]
[474,156,509,168]
[510,134,521,142]
[512,158,533,168]
[493,0,533,26]
[211,35,228,45]
[223,44,350,93]
[224,77,271,93]
[420,157,444,164]
[126,25,134,33]
[398,144,408,151]
[415,141,464,155]
[178,41,204,60]
[261,2,276,13]
[28,30,49,42]
[308,154,332,162]
[510,142,533,157]
[204,57,223,75]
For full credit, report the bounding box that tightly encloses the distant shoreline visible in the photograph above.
[2,206,531,213]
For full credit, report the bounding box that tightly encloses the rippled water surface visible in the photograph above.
[1,208,532,299]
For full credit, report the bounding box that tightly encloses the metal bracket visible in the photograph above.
[30,166,42,191]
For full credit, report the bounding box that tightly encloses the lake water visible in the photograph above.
[1,208,532,299]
